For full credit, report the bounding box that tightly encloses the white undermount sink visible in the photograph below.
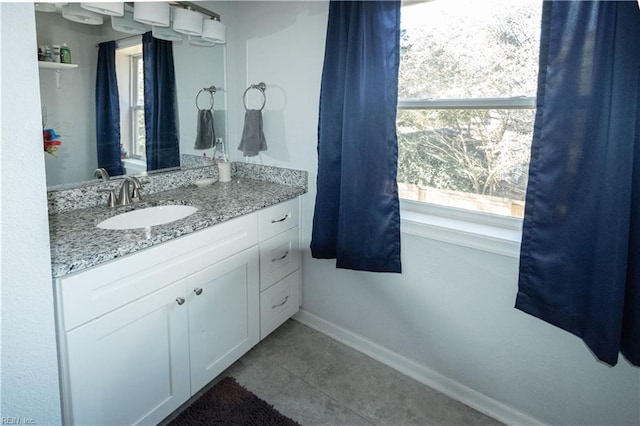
[97,205,198,230]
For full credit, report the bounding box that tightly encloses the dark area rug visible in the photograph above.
[169,376,302,426]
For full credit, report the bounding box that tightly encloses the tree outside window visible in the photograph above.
[397,0,542,217]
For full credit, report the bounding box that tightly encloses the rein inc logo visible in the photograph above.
[1,418,34,425]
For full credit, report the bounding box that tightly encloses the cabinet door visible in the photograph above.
[187,246,260,394]
[64,281,190,426]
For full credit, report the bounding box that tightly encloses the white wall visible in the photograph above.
[226,2,640,425]
[1,3,62,423]
[222,1,325,169]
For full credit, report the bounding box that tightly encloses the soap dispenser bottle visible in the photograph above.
[60,43,71,64]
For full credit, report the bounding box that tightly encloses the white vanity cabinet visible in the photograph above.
[257,198,301,339]
[55,214,260,425]
[54,197,302,425]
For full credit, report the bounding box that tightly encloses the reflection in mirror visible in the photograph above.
[36,7,226,188]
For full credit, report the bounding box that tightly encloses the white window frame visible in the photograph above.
[129,53,145,159]
[398,97,536,110]
[397,95,535,257]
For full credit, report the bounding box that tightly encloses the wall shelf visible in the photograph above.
[38,61,78,88]
[38,61,78,70]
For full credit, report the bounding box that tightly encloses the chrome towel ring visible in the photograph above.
[196,85,217,111]
[243,82,266,111]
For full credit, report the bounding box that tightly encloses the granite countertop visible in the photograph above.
[49,178,306,278]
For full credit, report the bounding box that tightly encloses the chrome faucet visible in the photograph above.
[117,176,143,206]
[94,168,110,181]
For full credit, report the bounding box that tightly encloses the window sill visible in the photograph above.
[400,200,522,258]
[121,157,147,175]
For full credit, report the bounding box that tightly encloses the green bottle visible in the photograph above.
[60,43,71,64]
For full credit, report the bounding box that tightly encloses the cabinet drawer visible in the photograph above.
[58,214,258,331]
[260,270,300,339]
[258,198,299,241]
[259,227,299,291]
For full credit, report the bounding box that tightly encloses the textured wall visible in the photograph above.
[1,3,62,423]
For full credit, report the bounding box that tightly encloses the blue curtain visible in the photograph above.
[310,1,402,273]
[95,41,123,177]
[142,32,180,172]
[517,1,640,367]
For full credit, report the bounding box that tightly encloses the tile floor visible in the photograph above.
[221,319,502,426]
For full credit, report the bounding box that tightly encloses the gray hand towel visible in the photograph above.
[238,109,267,157]
[194,109,215,149]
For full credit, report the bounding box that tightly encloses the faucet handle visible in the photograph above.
[98,189,117,208]
[127,176,143,202]
[132,189,141,202]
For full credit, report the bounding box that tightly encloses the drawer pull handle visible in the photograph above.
[271,214,289,224]
[194,288,203,296]
[176,297,186,305]
[272,296,289,309]
[272,250,289,262]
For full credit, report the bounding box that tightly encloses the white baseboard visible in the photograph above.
[293,309,545,426]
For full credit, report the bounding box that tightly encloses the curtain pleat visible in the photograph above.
[142,32,180,172]
[95,41,123,177]
[517,1,640,366]
[310,1,402,273]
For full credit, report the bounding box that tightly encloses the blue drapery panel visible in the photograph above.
[95,41,123,177]
[142,32,180,172]
[310,1,402,273]
[517,1,640,366]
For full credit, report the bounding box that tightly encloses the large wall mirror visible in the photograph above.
[37,5,226,188]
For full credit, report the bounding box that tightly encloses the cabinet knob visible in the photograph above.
[194,288,203,296]
[176,297,186,305]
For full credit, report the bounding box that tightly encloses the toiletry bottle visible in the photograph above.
[44,45,53,62]
[38,46,44,61]
[52,45,61,63]
[60,43,71,64]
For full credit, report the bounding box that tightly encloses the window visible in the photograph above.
[130,54,145,158]
[397,0,542,218]
[115,43,145,162]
